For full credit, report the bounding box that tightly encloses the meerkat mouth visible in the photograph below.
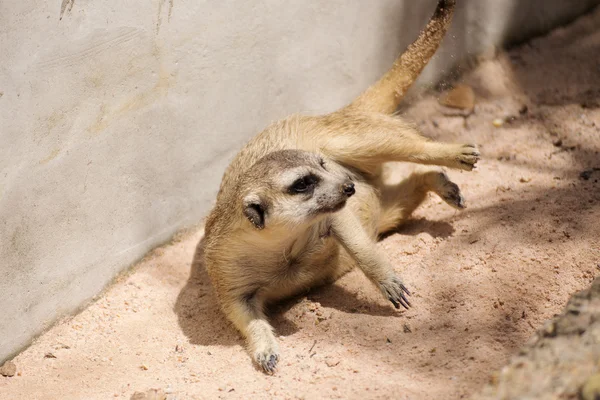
[316,200,347,214]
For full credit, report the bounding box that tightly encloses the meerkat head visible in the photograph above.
[239,150,355,231]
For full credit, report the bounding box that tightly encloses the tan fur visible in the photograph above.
[201,0,476,373]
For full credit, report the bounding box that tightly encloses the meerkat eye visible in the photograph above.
[289,175,318,194]
[290,178,308,193]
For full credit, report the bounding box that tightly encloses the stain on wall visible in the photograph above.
[156,0,174,34]
[59,0,75,20]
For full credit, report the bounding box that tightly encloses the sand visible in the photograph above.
[1,6,599,400]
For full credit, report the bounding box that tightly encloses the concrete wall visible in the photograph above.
[1,0,598,363]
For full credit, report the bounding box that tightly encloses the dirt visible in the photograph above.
[1,6,599,400]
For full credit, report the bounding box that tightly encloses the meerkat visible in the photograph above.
[202,0,477,373]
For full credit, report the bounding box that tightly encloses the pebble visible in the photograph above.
[0,361,17,377]
[325,358,340,367]
[130,389,167,400]
[492,118,504,127]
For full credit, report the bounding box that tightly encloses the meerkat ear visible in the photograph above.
[243,195,266,230]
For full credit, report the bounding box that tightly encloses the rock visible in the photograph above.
[439,84,475,112]
[580,168,600,180]
[581,373,600,400]
[474,276,600,399]
[130,389,167,400]
[492,118,504,127]
[325,358,340,367]
[0,361,17,377]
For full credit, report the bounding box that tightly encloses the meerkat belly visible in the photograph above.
[261,230,344,303]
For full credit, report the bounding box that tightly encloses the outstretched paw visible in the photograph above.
[453,144,480,171]
[379,275,411,310]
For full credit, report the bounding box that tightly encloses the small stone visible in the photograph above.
[0,361,17,377]
[580,168,600,180]
[325,358,340,367]
[403,324,412,333]
[581,373,600,400]
[541,320,556,337]
[130,389,166,400]
[439,84,475,112]
[140,364,149,371]
[44,352,57,359]
[492,118,504,127]
[519,177,532,183]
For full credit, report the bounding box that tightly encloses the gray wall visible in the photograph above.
[1,0,598,363]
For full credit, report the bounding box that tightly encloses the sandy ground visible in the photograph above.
[2,7,600,400]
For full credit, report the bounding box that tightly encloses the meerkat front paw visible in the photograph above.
[452,144,480,171]
[254,342,280,374]
[378,275,411,309]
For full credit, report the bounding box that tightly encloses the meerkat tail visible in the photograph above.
[345,0,456,115]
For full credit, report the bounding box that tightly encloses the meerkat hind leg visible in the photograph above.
[377,168,465,235]
[315,112,479,176]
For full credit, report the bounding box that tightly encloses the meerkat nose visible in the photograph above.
[342,182,355,197]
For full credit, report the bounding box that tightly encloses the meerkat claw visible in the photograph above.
[381,277,412,309]
[400,284,411,296]
[257,353,279,374]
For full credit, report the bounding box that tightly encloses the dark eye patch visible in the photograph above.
[289,174,319,194]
